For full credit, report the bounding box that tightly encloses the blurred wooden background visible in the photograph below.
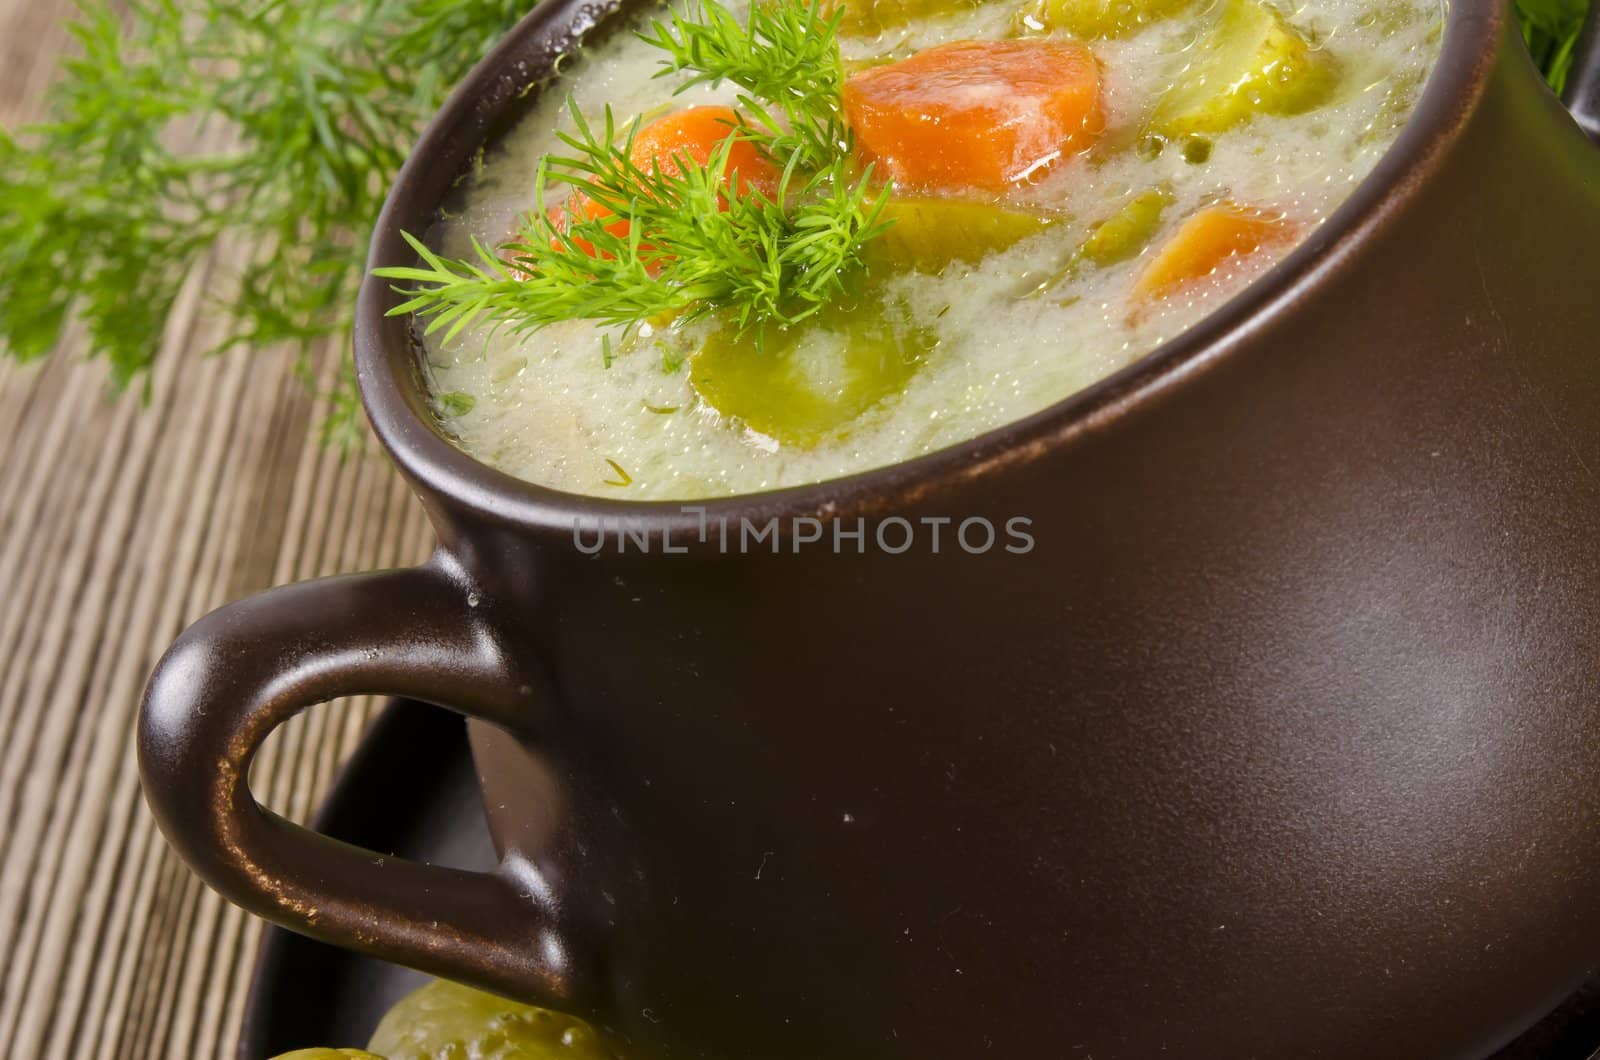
[0,2,435,1056]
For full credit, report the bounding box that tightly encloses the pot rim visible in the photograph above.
[355,0,1504,536]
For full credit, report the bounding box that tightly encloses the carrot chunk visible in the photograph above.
[623,105,778,194]
[546,193,628,259]
[548,106,779,257]
[842,40,1104,193]
[1132,203,1294,302]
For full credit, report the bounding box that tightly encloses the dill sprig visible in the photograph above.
[376,0,890,353]
[0,0,529,446]
[641,0,850,169]
[1515,0,1591,94]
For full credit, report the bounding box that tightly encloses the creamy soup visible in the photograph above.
[406,0,1444,499]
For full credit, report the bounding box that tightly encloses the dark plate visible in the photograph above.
[239,699,496,1059]
[238,700,1600,1060]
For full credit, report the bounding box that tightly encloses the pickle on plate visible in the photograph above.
[1150,0,1339,136]
[865,198,1057,275]
[366,980,614,1060]
[690,296,936,447]
[1013,0,1192,39]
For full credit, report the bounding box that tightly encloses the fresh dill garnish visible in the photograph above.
[641,0,850,170]
[0,0,528,442]
[375,0,892,355]
[602,458,634,486]
[1516,0,1590,93]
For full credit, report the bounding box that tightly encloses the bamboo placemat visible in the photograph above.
[0,3,435,1056]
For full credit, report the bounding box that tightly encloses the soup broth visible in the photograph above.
[415,0,1444,499]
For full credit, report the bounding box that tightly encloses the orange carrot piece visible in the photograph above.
[545,105,779,259]
[1131,204,1295,303]
[842,40,1104,193]
[625,105,778,194]
[544,194,628,260]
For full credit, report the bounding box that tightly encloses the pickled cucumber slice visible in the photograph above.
[367,980,614,1060]
[690,296,936,447]
[1354,0,1418,36]
[1013,0,1192,39]
[1150,0,1339,137]
[822,0,987,35]
[1081,187,1174,266]
[271,1052,384,1060]
[1014,187,1171,298]
[865,198,1057,275]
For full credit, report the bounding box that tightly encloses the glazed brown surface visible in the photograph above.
[137,0,1600,1057]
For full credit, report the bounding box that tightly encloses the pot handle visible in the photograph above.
[1561,0,1600,143]
[137,556,589,1008]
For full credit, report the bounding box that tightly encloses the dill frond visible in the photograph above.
[376,0,891,360]
[641,0,851,168]
[0,0,531,425]
[1515,0,1591,93]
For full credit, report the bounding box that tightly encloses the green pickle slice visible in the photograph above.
[865,198,1057,275]
[823,0,989,35]
[1150,0,1339,136]
[1013,0,1192,39]
[690,294,937,448]
[271,1052,385,1060]
[365,980,614,1060]
[1080,187,1174,267]
[1016,187,1172,298]
[692,197,1038,445]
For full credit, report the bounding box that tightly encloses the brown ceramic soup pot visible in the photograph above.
[139,0,1600,1056]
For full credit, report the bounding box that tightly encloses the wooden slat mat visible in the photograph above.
[0,3,435,1056]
